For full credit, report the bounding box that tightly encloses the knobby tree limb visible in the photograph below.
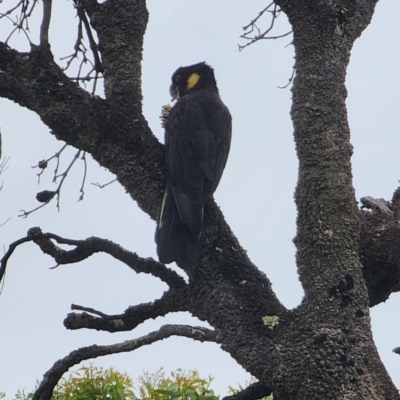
[65,289,189,332]
[26,227,186,288]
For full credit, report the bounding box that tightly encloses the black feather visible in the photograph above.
[155,62,231,271]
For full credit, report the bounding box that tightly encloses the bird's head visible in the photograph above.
[169,62,218,101]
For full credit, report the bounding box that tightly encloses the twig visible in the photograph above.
[78,152,87,202]
[71,303,110,318]
[0,236,33,287]
[2,13,33,46]
[278,64,296,89]
[0,217,11,227]
[19,202,50,218]
[239,3,292,51]
[92,178,117,189]
[32,325,220,400]
[0,1,24,20]
[61,1,103,90]
[77,4,103,74]
[32,143,68,183]
[1,0,40,45]
[52,149,80,210]
[61,17,84,71]
[23,149,81,216]
[242,3,274,32]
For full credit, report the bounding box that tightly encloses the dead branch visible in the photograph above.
[24,227,186,288]
[278,64,296,89]
[32,143,68,183]
[57,1,103,92]
[32,324,220,400]
[78,152,87,201]
[222,382,272,400]
[239,3,292,51]
[92,178,117,189]
[24,146,89,216]
[65,289,188,332]
[0,0,40,45]
[0,236,33,289]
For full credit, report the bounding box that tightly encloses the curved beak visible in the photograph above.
[169,83,180,101]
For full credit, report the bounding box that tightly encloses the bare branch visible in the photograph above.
[0,217,11,227]
[241,3,274,32]
[32,144,68,183]
[23,147,90,216]
[239,3,292,51]
[26,227,186,288]
[78,152,87,201]
[59,1,102,91]
[40,0,52,46]
[278,64,296,89]
[0,236,33,289]
[70,303,110,318]
[92,178,117,189]
[222,382,272,400]
[19,200,52,218]
[0,0,40,46]
[32,324,220,400]
[65,289,188,332]
[77,4,103,74]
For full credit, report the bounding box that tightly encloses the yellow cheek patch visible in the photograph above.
[187,73,200,89]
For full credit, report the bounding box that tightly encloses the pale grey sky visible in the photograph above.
[0,0,399,396]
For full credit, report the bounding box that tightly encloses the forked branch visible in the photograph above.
[239,3,292,51]
[65,288,189,333]
[0,228,186,289]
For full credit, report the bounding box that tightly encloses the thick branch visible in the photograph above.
[32,324,220,400]
[0,41,164,220]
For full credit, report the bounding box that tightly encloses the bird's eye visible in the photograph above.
[175,75,182,82]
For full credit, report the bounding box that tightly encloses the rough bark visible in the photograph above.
[0,0,399,399]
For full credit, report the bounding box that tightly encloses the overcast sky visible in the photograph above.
[0,0,399,396]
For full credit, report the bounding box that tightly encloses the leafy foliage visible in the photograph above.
[7,366,220,400]
[137,368,218,400]
[11,365,134,400]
